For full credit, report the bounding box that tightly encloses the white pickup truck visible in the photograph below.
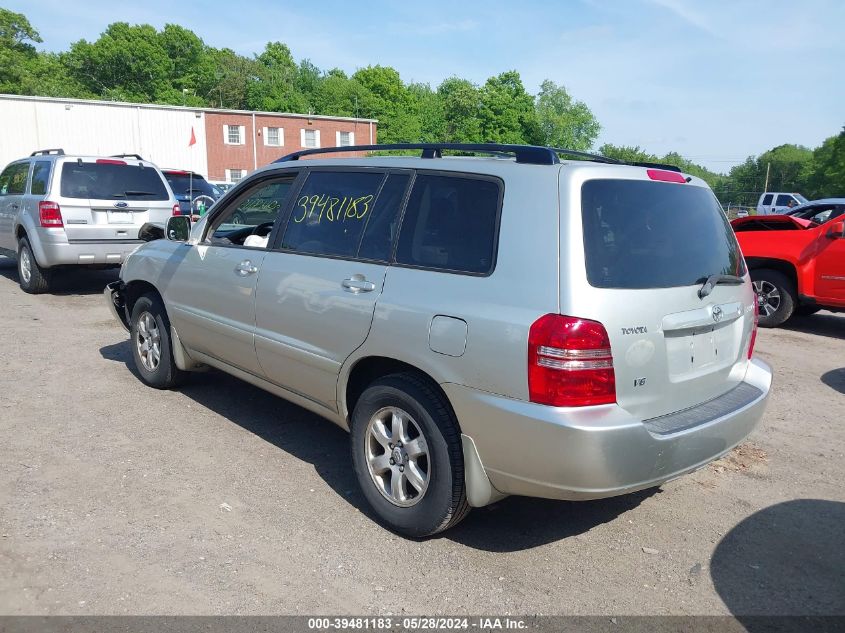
[756,192,808,215]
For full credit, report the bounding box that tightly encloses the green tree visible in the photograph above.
[478,70,539,144]
[352,65,419,142]
[209,48,260,110]
[599,144,658,163]
[437,77,482,143]
[535,79,600,151]
[804,129,845,198]
[65,23,173,101]
[158,24,216,106]
[247,42,309,112]
[0,8,42,93]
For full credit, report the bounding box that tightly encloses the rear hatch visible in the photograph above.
[56,159,174,241]
[571,173,755,420]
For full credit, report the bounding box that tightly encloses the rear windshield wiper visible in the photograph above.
[698,274,744,298]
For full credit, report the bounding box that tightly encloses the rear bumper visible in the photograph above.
[447,358,772,503]
[30,228,142,267]
[104,280,130,332]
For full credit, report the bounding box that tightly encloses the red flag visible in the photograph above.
[188,127,196,147]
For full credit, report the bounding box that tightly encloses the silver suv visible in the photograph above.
[105,143,772,537]
[0,149,178,293]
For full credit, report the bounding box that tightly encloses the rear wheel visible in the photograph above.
[17,237,51,294]
[350,373,469,537]
[751,269,796,327]
[130,293,185,389]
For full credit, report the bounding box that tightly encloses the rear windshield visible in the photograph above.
[60,162,169,200]
[581,179,746,289]
[164,173,220,200]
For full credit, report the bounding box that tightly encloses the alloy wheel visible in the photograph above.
[135,311,162,372]
[365,406,430,507]
[19,248,31,284]
[753,280,781,317]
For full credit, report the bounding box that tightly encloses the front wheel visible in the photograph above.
[751,269,796,328]
[350,373,469,537]
[130,293,185,388]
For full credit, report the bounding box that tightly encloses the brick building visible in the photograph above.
[0,94,377,184]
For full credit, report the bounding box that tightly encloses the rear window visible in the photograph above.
[395,174,501,275]
[581,179,746,289]
[164,172,220,200]
[60,162,169,201]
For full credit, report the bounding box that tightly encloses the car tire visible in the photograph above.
[17,237,51,294]
[231,211,246,225]
[751,269,796,328]
[129,292,185,389]
[350,372,470,537]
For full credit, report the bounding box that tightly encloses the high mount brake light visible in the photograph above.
[647,169,687,184]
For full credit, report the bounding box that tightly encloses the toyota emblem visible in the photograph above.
[712,306,723,322]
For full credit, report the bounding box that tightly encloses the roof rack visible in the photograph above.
[276,143,562,165]
[111,153,145,161]
[632,161,682,173]
[274,143,683,172]
[30,148,65,156]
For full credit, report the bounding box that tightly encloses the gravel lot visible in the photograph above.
[0,257,843,617]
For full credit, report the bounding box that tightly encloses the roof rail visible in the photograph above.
[632,161,683,173]
[548,147,621,164]
[111,153,145,161]
[275,143,562,165]
[30,148,65,156]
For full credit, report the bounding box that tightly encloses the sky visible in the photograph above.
[6,0,844,173]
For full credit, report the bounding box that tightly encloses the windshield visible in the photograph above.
[164,173,220,200]
[60,162,169,200]
[795,194,809,204]
[581,179,746,289]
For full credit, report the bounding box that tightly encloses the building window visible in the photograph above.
[224,125,245,145]
[226,168,245,183]
[337,131,354,147]
[264,126,283,147]
[301,128,320,148]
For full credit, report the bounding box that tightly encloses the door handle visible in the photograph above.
[342,275,376,293]
[235,260,259,276]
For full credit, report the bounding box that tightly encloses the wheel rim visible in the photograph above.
[19,248,31,284]
[753,280,781,317]
[135,311,161,372]
[365,406,430,508]
[232,213,244,225]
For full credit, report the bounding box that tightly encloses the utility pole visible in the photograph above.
[763,162,770,194]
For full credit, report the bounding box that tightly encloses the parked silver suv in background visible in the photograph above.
[105,143,772,537]
[0,149,178,293]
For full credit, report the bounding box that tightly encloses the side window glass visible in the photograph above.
[30,161,51,195]
[4,163,29,195]
[357,174,410,262]
[775,194,792,206]
[208,178,294,248]
[395,174,501,274]
[0,165,14,195]
[281,171,385,257]
[762,194,773,205]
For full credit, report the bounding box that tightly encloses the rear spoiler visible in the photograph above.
[632,162,683,173]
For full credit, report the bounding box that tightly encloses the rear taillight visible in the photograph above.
[528,314,616,407]
[38,201,63,227]
[172,203,181,216]
[747,299,758,359]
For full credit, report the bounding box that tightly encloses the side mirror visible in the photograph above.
[166,215,191,242]
[826,221,845,239]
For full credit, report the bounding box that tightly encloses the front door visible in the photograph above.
[814,218,845,305]
[164,175,297,376]
[0,161,30,252]
[254,169,411,409]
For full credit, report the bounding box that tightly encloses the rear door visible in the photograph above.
[56,159,173,242]
[253,169,410,409]
[571,173,754,420]
[758,193,773,215]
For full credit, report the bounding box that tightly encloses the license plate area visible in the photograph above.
[665,323,736,379]
[107,210,134,224]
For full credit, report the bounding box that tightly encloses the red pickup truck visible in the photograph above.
[731,199,845,327]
